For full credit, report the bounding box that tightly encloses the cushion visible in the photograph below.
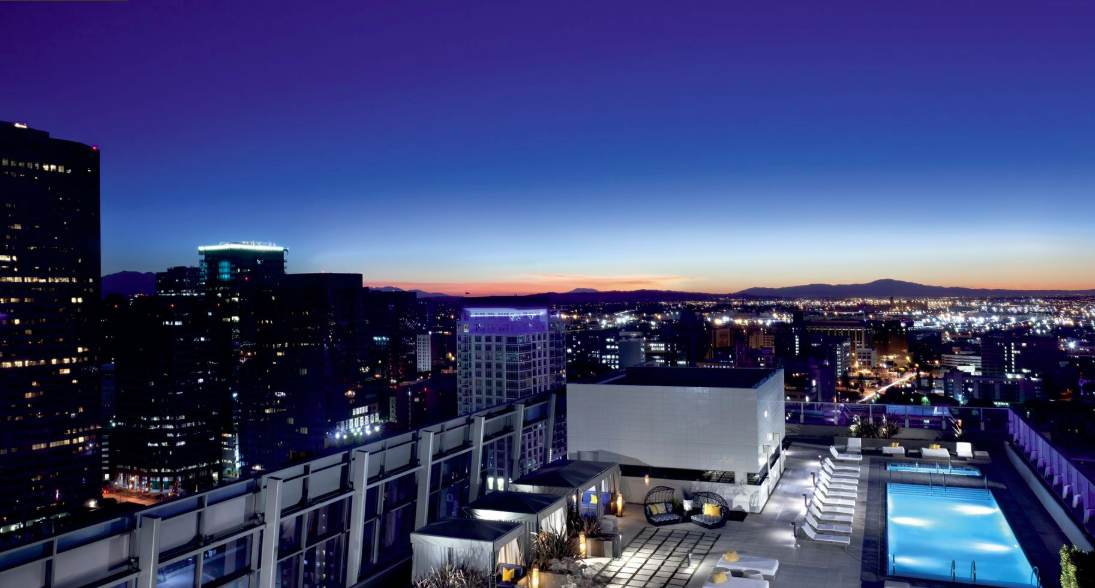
[650,503,663,515]
[890,442,899,448]
[711,571,728,585]
[929,444,941,450]
[589,494,598,505]
[502,568,516,582]
[703,503,722,517]
[724,550,739,562]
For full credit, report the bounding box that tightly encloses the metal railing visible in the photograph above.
[785,401,1011,432]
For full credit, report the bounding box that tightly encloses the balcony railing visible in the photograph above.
[784,401,1010,433]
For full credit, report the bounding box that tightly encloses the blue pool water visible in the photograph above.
[887,463,982,476]
[887,483,1034,587]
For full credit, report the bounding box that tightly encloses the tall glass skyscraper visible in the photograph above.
[0,122,101,535]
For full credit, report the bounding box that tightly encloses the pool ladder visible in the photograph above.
[891,554,897,575]
[951,559,978,584]
[1031,566,1041,587]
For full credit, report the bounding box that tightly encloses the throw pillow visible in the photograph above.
[711,571,728,584]
[501,567,516,582]
[724,550,739,562]
[703,503,722,517]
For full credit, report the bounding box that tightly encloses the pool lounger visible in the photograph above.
[810,503,852,524]
[802,523,851,546]
[717,553,780,577]
[831,445,863,462]
[815,501,855,516]
[819,472,858,490]
[816,483,856,500]
[813,489,855,508]
[703,575,768,588]
[823,457,861,473]
[806,511,852,534]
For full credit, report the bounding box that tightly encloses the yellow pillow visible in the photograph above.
[589,494,598,505]
[724,550,739,562]
[929,444,940,450]
[890,442,899,448]
[650,503,663,515]
[501,567,515,582]
[704,503,722,517]
[711,571,728,585]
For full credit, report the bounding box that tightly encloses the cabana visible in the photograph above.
[464,491,568,558]
[510,460,621,517]
[410,519,523,579]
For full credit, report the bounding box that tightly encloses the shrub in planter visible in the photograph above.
[1061,545,1095,588]
[413,564,492,588]
[531,530,579,568]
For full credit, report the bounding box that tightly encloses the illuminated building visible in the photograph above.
[197,241,287,478]
[111,297,223,493]
[155,265,200,296]
[0,121,101,534]
[457,297,565,482]
[416,333,432,373]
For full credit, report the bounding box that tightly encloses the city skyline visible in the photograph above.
[4,0,1095,295]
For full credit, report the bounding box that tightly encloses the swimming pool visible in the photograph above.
[887,463,982,476]
[887,483,1034,587]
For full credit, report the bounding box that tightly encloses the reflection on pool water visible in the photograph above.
[887,483,1034,587]
[887,463,982,476]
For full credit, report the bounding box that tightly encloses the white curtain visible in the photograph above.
[450,546,491,573]
[411,543,449,579]
[540,506,566,535]
[498,538,522,566]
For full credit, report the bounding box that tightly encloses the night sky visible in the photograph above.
[3,0,1094,294]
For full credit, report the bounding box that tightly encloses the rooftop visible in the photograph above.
[589,366,779,389]
[510,459,619,491]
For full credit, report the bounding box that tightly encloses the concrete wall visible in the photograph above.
[618,475,772,514]
[568,372,786,485]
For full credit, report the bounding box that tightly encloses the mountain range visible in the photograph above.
[100,274,1095,301]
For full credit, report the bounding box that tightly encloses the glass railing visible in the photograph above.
[784,402,1011,433]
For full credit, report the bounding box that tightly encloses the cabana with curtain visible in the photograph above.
[464,491,568,559]
[509,460,621,517]
[410,519,524,579]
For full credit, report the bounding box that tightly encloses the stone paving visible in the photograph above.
[598,527,720,588]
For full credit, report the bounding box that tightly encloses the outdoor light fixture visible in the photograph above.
[579,532,587,558]
[616,493,624,516]
[644,473,650,486]
[803,493,809,509]
[531,565,540,588]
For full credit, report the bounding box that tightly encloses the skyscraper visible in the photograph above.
[111,297,223,493]
[0,122,101,535]
[457,297,565,415]
[155,265,200,297]
[198,242,287,478]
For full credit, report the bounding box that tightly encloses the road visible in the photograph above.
[858,371,916,403]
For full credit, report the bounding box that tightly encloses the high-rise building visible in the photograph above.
[416,333,432,373]
[198,242,287,478]
[0,122,102,535]
[239,273,369,473]
[363,289,420,385]
[457,297,565,415]
[457,297,565,483]
[111,297,223,493]
[155,265,200,296]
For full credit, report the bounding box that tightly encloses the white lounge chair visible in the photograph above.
[823,457,861,473]
[922,447,950,459]
[810,503,852,524]
[806,511,852,534]
[882,445,905,456]
[846,437,862,454]
[831,445,863,462]
[813,489,855,507]
[814,501,855,516]
[716,553,780,577]
[802,522,851,546]
[703,575,768,588]
[819,471,858,491]
[816,482,857,499]
[956,442,973,459]
[820,468,858,484]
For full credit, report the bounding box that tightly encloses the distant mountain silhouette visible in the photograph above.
[565,288,600,294]
[370,285,453,299]
[101,271,156,299]
[734,278,1095,298]
[534,289,725,304]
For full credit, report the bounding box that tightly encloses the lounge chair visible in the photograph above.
[831,445,863,462]
[810,503,852,524]
[716,552,780,577]
[643,486,681,526]
[690,491,730,529]
[846,437,862,454]
[813,488,855,507]
[814,501,855,516]
[816,481,856,499]
[802,522,851,546]
[806,511,852,534]
[823,457,861,473]
[922,447,950,459]
[819,470,858,489]
[703,573,769,588]
[882,445,906,457]
[956,442,973,459]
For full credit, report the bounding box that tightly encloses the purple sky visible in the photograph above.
[3,0,1094,294]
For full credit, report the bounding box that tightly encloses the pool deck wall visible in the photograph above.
[1005,443,1094,551]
